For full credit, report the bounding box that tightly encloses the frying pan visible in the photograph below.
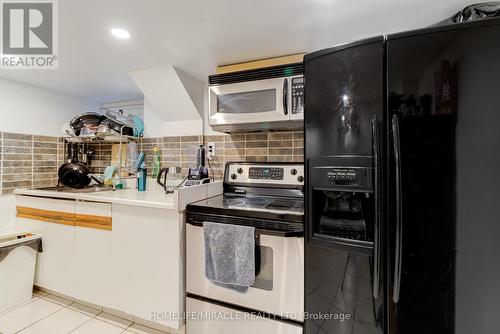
[58,143,101,189]
[100,115,134,136]
[70,112,105,136]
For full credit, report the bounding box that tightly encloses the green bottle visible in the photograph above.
[152,147,161,178]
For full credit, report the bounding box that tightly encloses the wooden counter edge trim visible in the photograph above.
[75,221,112,231]
[17,206,112,230]
[45,218,75,227]
[75,214,112,226]
[16,213,43,221]
[215,53,305,74]
[16,206,44,219]
[44,210,75,221]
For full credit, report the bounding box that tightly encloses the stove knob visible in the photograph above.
[290,168,297,175]
[231,173,237,180]
[237,168,243,174]
[297,175,304,182]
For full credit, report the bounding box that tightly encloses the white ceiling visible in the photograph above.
[0,0,471,104]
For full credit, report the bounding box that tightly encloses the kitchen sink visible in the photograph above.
[34,185,115,193]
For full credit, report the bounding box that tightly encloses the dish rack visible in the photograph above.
[61,125,142,176]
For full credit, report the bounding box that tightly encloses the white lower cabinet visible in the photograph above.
[15,195,184,331]
[73,201,112,307]
[43,222,75,296]
[16,196,76,290]
[43,198,76,297]
[15,216,45,286]
[110,204,183,330]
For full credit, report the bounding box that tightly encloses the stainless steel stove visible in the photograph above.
[186,162,305,333]
[187,162,304,228]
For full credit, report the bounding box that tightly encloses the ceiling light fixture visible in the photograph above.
[111,28,130,40]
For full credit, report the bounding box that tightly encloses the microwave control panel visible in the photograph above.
[291,77,304,115]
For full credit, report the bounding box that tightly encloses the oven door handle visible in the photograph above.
[372,115,381,299]
[186,217,304,238]
[283,78,289,116]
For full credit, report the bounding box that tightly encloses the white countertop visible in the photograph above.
[14,182,223,211]
[14,188,176,210]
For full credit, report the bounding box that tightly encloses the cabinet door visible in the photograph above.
[16,196,76,291]
[41,198,76,296]
[110,204,182,330]
[74,201,112,307]
[16,196,46,287]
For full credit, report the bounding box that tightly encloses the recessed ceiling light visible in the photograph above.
[111,28,130,40]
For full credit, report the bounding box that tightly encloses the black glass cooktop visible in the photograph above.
[187,194,304,223]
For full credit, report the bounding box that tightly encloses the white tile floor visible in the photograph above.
[0,291,168,334]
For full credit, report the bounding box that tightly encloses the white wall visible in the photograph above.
[0,77,99,232]
[101,99,144,118]
[0,77,99,136]
[0,195,16,233]
[143,98,203,137]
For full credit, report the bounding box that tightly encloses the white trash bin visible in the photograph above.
[0,231,42,314]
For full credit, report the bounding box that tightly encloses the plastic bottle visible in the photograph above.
[152,147,161,178]
[137,162,147,192]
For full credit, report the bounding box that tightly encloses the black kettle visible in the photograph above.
[157,167,182,193]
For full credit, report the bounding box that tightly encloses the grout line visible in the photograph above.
[12,297,68,334]
[267,131,270,163]
[0,131,3,195]
[31,136,34,188]
[0,295,39,318]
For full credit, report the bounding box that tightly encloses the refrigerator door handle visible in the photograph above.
[392,115,403,303]
[372,115,381,299]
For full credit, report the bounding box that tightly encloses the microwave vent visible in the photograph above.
[209,63,304,86]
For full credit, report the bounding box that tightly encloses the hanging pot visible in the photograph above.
[58,143,101,188]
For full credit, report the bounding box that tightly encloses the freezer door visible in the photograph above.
[304,37,384,157]
[387,20,500,334]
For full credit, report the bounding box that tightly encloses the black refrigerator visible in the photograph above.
[304,36,385,334]
[305,18,500,334]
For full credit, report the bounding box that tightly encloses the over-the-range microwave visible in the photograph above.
[208,64,304,132]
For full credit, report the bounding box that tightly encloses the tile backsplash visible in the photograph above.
[0,132,63,194]
[0,130,304,194]
[203,131,303,180]
[87,131,303,180]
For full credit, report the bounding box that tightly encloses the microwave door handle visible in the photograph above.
[283,78,288,115]
[372,115,381,299]
[392,115,403,303]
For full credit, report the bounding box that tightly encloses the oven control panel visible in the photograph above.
[226,163,304,186]
[249,167,284,180]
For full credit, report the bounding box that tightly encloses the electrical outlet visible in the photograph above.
[207,142,216,159]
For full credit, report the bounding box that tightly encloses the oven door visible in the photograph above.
[208,77,290,127]
[186,221,304,321]
[186,296,303,334]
